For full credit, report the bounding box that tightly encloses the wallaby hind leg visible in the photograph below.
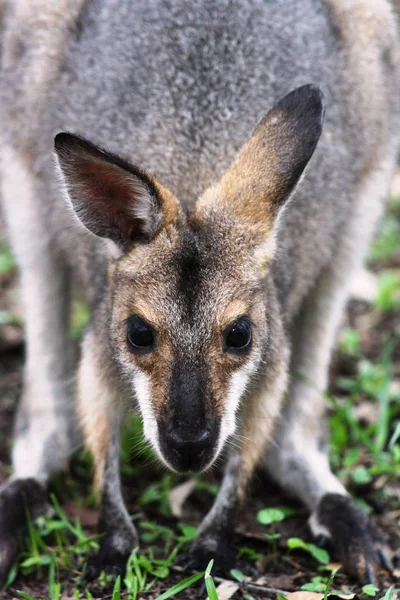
[263,161,394,584]
[264,267,391,583]
[0,148,77,582]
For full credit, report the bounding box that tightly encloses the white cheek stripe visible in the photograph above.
[200,360,256,472]
[132,370,156,443]
[132,370,178,471]
[133,360,257,472]
[221,359,257,437]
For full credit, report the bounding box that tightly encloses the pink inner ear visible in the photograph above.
[76,156,149,241]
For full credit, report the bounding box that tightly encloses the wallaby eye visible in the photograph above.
[127,316,155,353]
[224,317,252,353]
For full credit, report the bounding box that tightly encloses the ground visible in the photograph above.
[0,190,399,600]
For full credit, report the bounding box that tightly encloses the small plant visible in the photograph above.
[257,506,298,555]
[351,464,373,485]
[301,575,331,593]
[237,546,262,561]
[257,506,295,525]
[379,587,395,600]
[287,537,330,565]
[362,584,380,597]
[230,568,246,583]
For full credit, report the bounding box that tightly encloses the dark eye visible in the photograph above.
[127,316,155,353]
[224,317,252,353]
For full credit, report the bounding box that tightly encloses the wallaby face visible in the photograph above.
[55,85,325,473]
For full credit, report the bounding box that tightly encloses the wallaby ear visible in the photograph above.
[196,84,325,248]
[54,133,179,253]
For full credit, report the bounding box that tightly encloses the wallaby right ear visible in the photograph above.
[196,84,325,258]
[54,133,179,253]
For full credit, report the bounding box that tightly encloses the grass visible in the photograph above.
[329,344,400,484]
[0,199,399,599]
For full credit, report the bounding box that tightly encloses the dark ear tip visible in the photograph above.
[279,84,326,125]
[54,132,73,152]
[54,132,88,155]
[301,83,326,121]
[297,83,325,101]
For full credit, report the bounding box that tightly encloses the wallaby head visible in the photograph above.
[54,84,324,473]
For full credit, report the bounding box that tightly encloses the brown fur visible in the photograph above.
[77,333,116,492]
[109,215,269,423]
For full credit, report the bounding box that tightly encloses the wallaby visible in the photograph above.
[0,0,399,586]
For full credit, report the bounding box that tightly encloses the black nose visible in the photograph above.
[165,428,213,471]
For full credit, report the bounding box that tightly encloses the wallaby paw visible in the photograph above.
[0,478,49,584]
[83,554,128,583]
[310,493,392,584]
[82,530,138,583]
[189,531,235,575]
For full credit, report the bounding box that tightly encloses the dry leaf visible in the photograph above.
[326,562,342,571]
[286,593,324,600]
[392,568,400,579]
[215,580,240,600]
[169,478,196,518]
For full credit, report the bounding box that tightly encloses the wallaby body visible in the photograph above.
[0,0,398,584]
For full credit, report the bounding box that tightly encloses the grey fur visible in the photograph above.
[0,0,399,580]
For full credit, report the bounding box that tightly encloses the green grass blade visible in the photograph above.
[48,552,56,599]
[154,572,204,600]
[374,343,393,453]
[389,421,400,450]
[204,560,219,600]
[112,575,121,600]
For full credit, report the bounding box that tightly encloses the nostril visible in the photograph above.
[166,430,185,450]
[166,429,211,452]
[193,430,210,447]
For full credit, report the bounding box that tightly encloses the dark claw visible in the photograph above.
[377,546,393,572]
[365,561,376,586]
[81,554,127,585]
[313,493,392,584]
[175,553,196,572]
[197,580,206,597]
[81,564,98,584]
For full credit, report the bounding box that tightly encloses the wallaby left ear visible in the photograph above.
[196,84,325,243]
[54,133,179,253]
